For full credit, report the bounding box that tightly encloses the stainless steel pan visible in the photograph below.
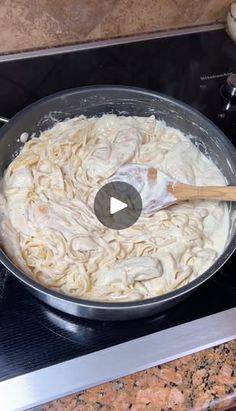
[0,85,235,320]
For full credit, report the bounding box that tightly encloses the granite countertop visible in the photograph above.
[33,340,236,411]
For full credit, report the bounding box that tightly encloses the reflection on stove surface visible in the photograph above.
[0,267,9,299]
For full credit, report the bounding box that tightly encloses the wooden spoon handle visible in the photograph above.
[170,183,236,202]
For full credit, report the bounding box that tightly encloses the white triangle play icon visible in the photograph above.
[110,197,128,215]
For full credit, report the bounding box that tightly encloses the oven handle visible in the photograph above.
[0,116,9,124]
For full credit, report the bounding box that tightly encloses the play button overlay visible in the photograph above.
[110,197,127,214]
[94,181,142,230]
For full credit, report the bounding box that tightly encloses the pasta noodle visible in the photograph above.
[0,114,229,301]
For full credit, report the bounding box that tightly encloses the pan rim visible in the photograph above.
[0,84,235,311]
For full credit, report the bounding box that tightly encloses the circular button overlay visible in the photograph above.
[94,181,142,230]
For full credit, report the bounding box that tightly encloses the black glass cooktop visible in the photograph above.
[0,28,235,383]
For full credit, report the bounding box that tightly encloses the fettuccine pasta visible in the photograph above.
[0,115,229,301]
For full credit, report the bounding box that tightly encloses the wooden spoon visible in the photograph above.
[111,164,236,213]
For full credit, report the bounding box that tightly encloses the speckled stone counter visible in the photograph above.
[33,340,236,411]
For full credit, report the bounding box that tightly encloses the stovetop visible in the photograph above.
[0,27,235,387]
[1,256,235,384]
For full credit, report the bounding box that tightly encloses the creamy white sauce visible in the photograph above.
[111,164,177,212]
[19,132,29,144]
[0,114,229,302]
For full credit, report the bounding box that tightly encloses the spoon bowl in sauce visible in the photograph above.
[111,164,236,213]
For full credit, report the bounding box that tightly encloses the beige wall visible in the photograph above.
[0,0,232,54]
